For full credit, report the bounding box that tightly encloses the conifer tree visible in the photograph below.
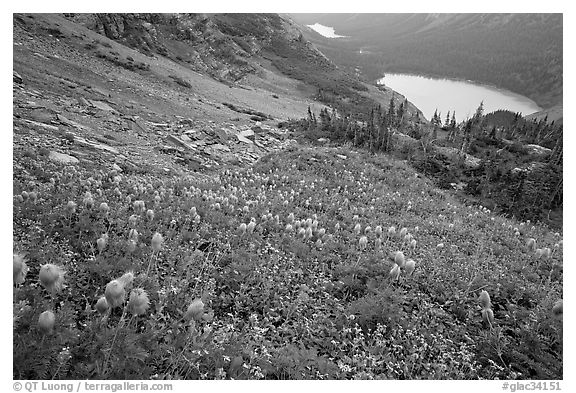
[396,101,405,125]
[387,97,396,127]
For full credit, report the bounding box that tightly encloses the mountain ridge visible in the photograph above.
[58,13,423,121]
[289,13,563,109]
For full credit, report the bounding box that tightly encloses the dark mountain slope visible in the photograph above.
[289,13,563,109]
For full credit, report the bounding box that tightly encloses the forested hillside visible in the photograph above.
[289,13,563,109]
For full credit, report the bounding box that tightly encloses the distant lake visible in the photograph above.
[377,73,541,123]
[307,23,347,38]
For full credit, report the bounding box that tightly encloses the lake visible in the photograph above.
[377,73,541,123]
[306,23,347,38]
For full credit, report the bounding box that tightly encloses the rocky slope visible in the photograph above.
[13,13,423,179]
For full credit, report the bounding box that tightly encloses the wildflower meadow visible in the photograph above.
[13,145,562,379]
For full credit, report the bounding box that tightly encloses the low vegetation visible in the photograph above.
[13,143,562,379]
[290,102,562,228]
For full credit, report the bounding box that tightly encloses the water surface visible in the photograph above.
[377,73,541,122]
[306,23,347,38]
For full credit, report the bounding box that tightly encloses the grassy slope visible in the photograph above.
[13,143,562,379]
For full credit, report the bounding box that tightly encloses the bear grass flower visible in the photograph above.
[97,235,107,253]
[405,259,416,276]
[151,232,164,252]
[99,202,109,215]
[118,271,135,289]
[126,239,137,253]
[389,264,401,281]
[128,288,150,316]
[39,264,65,294]
[95,296,109,314]
[83,192,94,209]
[358,236,368,250]
[247,221,256,234]
[133,200,145,213]
[184,298,205,321]
[399,227,408,238]
[312,220,319,231]
[394,251,405,268]
[38,310,56,334]
[128,229,139,242]
[66,200,77,215]
[479,290,491,309]
[105,279,126,309]
[13,252,29,285]
[129,214,138,227]
[526,238,537,252]
[552,300,562,319]
[481,308,495,325]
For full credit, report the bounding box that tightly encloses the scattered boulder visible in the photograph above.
[13,71,23,85]
[240,129,255,141]
[23,119,59,131]
[89,100,116,112]
[236,134,253,144]
[524,144,552,156]
[74,136,119,154]
[48,151,79,164]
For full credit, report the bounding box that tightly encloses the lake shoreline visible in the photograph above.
[374,70,547,112]
[375,72,541,122]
